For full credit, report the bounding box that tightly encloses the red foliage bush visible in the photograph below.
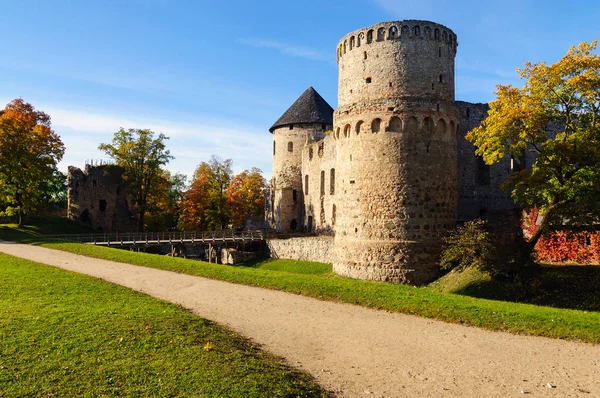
[536,231,600,264]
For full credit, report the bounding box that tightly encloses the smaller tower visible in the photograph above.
[269,87,334,233]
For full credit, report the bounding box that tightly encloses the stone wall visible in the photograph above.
[266,236,334,264]
[456,101,535,222]
[301,133,337,234]
[337,20,457,107]
[271,124,327,233]
[331,20,459,285]
[67,165,135,232]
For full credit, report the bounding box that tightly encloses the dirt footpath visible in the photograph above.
[1,241,598,397]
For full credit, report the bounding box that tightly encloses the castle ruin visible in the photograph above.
[67,164,136,232]
[268,20,526,284]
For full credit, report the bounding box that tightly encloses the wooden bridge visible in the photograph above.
[43,230,266,247]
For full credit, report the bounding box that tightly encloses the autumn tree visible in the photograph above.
[99,128,173,232]
[178,156,232,231]
[144,171,186,231]
[467,41,600,260]
[226,167,266,227]
[0,99,65,226]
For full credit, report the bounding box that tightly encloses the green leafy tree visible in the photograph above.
[467,41,600,259]
[40,168,68,211]
[0,99,65,226]
[99,128,173,232]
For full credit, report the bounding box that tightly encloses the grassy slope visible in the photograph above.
[1,222,599,344]
[0,253,327,397]
[430,265,600,312]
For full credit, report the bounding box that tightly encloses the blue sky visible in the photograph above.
[1,0,598,180]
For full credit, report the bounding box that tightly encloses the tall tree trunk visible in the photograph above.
[18,209,24,228]
[138,209,145,232]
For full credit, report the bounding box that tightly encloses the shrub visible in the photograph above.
[440,219,496,273]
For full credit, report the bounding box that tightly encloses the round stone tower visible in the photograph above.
[270,87,334,233]
[332,20,459,284]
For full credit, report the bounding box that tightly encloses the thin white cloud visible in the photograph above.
[42,106,272,181]
[239,38,332,63]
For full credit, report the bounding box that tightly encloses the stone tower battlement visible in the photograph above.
[268,20,515,285]
[336,20,457,108]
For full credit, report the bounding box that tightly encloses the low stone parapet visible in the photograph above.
[266,236,333,264]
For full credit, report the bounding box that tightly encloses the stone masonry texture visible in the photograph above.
[268,20,524,285]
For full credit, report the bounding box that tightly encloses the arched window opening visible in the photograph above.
[412,25,421,36]
[434,28,440,40]
[377,27,385,41]
[401,25,409,37]
[344,124,351,138]
[422,117,435,134]
[367,30,373,44]
[355,120,364,135]
[288,142,293,152]
[99,199,107,212]
[448,34,453,44]
[424,26,432,39]
[349,36,355,50]
[330,169,335,195]
[357,32,364,47]
[343,40,347,53]
[388,116,402,132]
[371,118,381,133]
[309,147,314,160]
[442,31,448,43]
[466,108,471,118]
[388,26,397,39]
[335,127,341,139]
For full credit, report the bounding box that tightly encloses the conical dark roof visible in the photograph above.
[269,87,334,133]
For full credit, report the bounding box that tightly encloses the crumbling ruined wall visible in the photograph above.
[67,165,135,232]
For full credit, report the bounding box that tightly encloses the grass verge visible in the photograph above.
[429,264,600,312]
[1,225,600,345]
[0,253,327,397]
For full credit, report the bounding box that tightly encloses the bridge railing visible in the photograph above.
[41,229,265,245]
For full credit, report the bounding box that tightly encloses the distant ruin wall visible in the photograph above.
[266,236,334,264]
[67,164,135,232]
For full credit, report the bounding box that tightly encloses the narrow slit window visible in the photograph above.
[330,168,335,195]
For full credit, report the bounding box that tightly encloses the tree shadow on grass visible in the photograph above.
[455,265,600,312]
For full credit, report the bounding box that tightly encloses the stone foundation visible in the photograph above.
[266,236,333,264]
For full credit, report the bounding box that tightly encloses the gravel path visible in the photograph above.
[1,241,598,397]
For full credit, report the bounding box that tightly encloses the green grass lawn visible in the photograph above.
[0,253,327,397]
[1,222,600,345]
[240,258,333,275]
